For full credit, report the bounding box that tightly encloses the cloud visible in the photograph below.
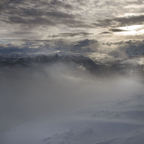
[50,0,73,9]
[1,6,94,29]
[50,32,93,38]
[74,39,95,47]
[0,38,100,56]
[2,38,144,61]
[0,41,53,55]
[61,39,99,54]
[96,15,144,28]
[102,40,144,59]
[1,0,144,57]
[101,32,112,34]
[110,28,128,32]
[114,15,144,26]
[0,0,77,28]
[1,38,144,63]
[4,16,55,26]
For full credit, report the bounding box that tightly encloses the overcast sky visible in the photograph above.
[0,0,144,61]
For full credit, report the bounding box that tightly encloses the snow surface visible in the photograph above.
[0,94,144,144]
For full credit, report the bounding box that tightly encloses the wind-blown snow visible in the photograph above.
[0,62,144,144]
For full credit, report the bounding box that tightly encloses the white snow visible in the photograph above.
[0,94,144,144]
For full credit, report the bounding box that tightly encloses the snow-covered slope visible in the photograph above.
[0,95,144,144]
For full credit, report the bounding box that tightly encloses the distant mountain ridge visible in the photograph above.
[0,54,96,69]
[0,54,144,77]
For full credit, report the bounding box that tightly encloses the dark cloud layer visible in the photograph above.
[114,15,144,26]
[97,15,144,28]
[110,29,128,32]
[50,32,93,38]
[1,0,144,28]
[101,32,112,34]
[0,0,78,28]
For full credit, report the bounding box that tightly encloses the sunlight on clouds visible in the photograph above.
[119,25,143,31]
[137,29,144,35]
[88,52,111,63]
[124,5,144,8]
[114,25,144,36]
[138,58,144,65]
[116,30,137,36]
[117,13,142,18]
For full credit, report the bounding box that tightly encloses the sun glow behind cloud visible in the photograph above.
[114,25,144,36]
[119,25,143,31]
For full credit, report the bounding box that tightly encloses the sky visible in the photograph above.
[1,0,144,61]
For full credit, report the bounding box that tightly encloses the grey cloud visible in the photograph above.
[103,40,144,58]
[110,28,128,32]
[0,43,50,55]
[0,0,73,14]
[50,0,73,9]
[0,0,97,29]
[1,0,144,53]
[3,16,55,26]
[104,40,144,46]
[1,5,89,28]
[12,8,75,18]
[3,15,93,28]
[0,0,23,5]
[96,15,144,28]
[0,4,14,13]
[11,31,35,35]
[0,47,38,54]
[0,0,24,13]
[69,39,98,53]
[114,15,144,26]
[94,19,112,27]
[126,0,144,5]
[50,32,93,38]
[46,11,74,18]
[0,0,74,20]
[74,39,96,47]
[101,32,112,34]
[27,0,73,9]
[124,40,144,57]
[62,19,94,28]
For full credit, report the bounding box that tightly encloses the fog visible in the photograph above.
[0,63,144,134]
